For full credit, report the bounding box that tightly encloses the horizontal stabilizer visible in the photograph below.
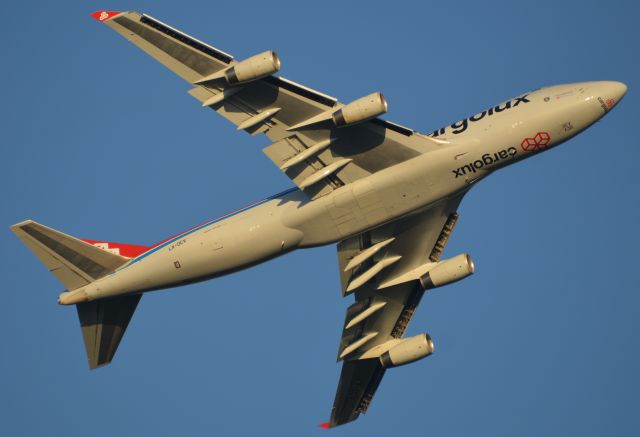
[77,294,142,369]
[11,220,131,290]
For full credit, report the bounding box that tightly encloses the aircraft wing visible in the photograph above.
[327,193,464,427]
[93,11,444,199]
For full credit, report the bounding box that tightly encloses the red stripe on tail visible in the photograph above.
[82,239,151,259]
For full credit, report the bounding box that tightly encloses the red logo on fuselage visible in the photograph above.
[520,132,551,152]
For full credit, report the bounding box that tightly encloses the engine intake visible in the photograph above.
[420,253,474,290]
[333,92,388,127]
[226,50,281,84]
[379,333,434,368]
[197,51,281,86]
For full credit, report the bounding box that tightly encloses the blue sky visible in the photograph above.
[2,1,639,436]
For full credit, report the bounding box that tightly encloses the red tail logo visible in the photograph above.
[82,239,150,258]
[90,11,122,22]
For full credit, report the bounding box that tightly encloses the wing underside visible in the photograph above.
[90,11,467,423]
[329,194,464,427]
[96,11,444,199]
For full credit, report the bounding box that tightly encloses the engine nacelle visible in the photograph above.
[421,253,475,289]
[379,333,434,368]
[225,50,281,85]
[332,92,388,127]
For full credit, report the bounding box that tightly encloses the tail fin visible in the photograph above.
[11,220,150,369]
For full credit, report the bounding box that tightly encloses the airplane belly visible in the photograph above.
[84,201,304,300]
[192,211,304,275]
[287,151,468,247]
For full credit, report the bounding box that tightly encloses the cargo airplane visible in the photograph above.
[11,10,627,428]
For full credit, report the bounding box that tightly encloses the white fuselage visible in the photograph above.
[64,81,626,303]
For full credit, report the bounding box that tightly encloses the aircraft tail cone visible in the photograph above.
[58,289,89,305]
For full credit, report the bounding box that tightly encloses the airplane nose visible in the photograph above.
[600,81,628,108]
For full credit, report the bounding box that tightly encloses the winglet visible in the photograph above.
[90,11,123,22]
[319,422,331,429]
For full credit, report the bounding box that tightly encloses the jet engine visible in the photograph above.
[332,92,388,127]
[420,253,475,290]
[224,50,281,84]
[195,50,282,86]
[379,333,434,368]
